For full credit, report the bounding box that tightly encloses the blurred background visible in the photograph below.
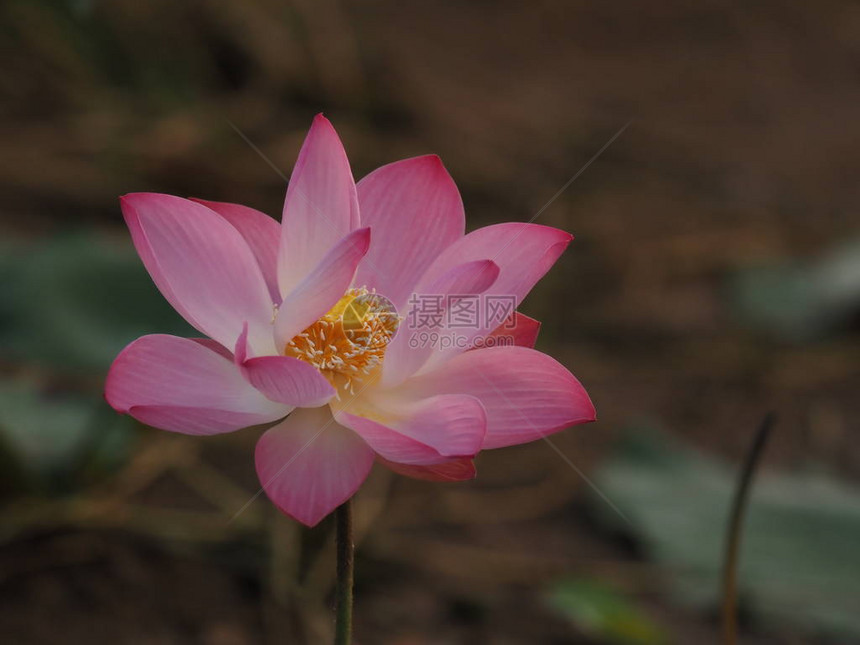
[1,1,859,643]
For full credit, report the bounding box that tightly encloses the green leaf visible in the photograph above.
[731,238,860,342]
[592,431,860,639]
[547,578,668,645]
[0,232,193,373]
[0,379,136,494]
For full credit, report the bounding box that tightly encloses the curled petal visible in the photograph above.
[382,258,500,386]
[235,324,334,408]
[414,223,571,369]
[274,227,371,350]
[106,334,290,435]
[339,392,486,458]
[337,411,448,465]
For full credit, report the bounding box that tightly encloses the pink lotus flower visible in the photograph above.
[106,115,595,526]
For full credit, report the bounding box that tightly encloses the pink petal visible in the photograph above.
[190,337,234,360]
[255,406,374,526]
[128,406,281,436]
[477,311,541,349]
[354,155,465,309]
[336,411,448,465]
[234,324,334,407]
[414,223,571,369]
[121,193,276,356]
[345,393,486,457]
[396,346,595,449]
[105,334,290,435]
[379,457,476,482]
[190,199,281,302]
[273,227,371,349]
[278,115,360,297]
[382,259,500,386]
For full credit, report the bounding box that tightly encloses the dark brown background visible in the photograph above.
[1,1,858,643]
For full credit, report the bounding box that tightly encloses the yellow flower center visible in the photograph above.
[284,288,400,395]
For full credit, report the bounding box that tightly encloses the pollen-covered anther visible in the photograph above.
[284,288,400,394]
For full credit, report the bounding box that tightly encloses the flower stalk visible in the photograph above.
[722,413,775,645]
[334,498,354,645]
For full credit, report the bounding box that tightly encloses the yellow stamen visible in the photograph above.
[284,288,400,395]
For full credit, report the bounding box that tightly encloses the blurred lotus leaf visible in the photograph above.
[731,239,860,342]
[547,578,668,645]
[0,232,193,372]
[593,431,860,640]
[0,379,135,494]
[0,231,178,494]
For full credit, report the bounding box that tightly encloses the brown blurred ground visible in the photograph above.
[1,1,859,643]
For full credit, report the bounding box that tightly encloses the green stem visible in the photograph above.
[722,413,775,645]
[334,498,354,645]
